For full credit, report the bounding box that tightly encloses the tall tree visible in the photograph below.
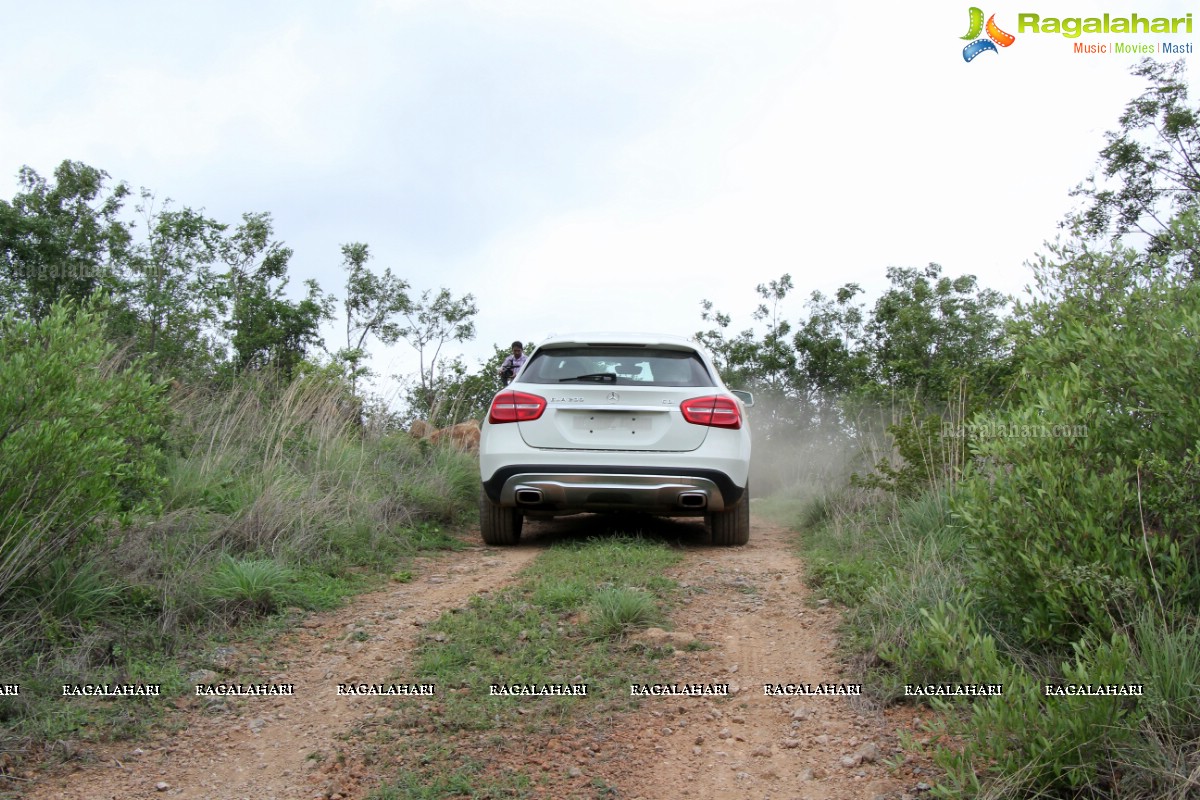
[397,288,478,422]
[219,213,333,379]
[1070,58,1200,270]
[336,242,411,396]
[0,161,131,320]
[866,263,1010,403]
[123,192,226,375]
[791,283,870,398]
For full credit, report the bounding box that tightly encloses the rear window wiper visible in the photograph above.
[559,372,617,383]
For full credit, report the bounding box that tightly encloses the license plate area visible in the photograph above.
[571,411,650,437]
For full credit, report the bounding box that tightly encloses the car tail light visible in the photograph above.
[488,391,547,423]
[680,395,742,429]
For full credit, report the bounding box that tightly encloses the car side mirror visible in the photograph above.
[730,390,754,408]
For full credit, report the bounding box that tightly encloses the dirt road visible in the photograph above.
[25,515,929,800]
[585,519,927,800]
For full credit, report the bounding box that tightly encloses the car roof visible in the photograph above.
[533,332,702,350]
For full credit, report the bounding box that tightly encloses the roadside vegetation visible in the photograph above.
[0,311,478,748]
[0,160,489,768]
[714,60,1200,798]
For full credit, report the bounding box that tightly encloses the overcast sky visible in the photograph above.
[3,0,1197,400]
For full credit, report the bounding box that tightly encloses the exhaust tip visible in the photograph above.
[678,492,707,509]
[515,488,543,505]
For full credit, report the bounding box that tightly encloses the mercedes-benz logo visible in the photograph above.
[606,391,620,402]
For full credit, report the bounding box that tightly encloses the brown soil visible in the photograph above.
[22,515,934,800]
[577,518,935,800]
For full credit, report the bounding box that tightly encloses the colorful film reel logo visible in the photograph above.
[962,7,1016,61]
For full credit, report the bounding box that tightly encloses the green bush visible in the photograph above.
[952,249,1200,646]
[0,299,166,613]
[890,601,1140,797]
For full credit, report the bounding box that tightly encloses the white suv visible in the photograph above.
[479,333,753,546]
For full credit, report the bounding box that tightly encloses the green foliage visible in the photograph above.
[587,588,661,638]
[1071,58,1200,261]
[792,488,973,690]
[1111,617,1200,798]
[394,445,481,526]
[1,162,339,383]
[698,265,1011,494]
[912,605,1140,798]
[119,193,227,376]
[0,161,131,320]
[789,63,1200,800]
[34,557,125,630]
[400,344,512,429]
[205,555,294,615]
[804,558,879,606]
[0,359,481,744]
[163,372,478,559]
[790,282,871,395]
[0,300,167,606]
[866,265,1011,402]
[699,264,1010,407]
[221,214,333,380]
[335,241,411,397]
[792,483,1170,797]
[1129,613,1200,741]
[852,407,967,498]
[845,265,1011,498]
[953,235,1200,646]
[395,287,480,425]
[0,163,493,755]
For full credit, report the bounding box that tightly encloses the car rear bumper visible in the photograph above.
[481,465,745,513]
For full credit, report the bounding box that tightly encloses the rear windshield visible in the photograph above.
[522,346,716,387]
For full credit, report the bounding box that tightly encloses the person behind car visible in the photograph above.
[498,341,528,385]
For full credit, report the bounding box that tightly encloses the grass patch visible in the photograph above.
[288,568,365,611]
[368,760,532,799]
[785,486,972,676]
[784,484,893,606]
[588,588,661,637]
[206,556,294,615]
[366,533,683,793]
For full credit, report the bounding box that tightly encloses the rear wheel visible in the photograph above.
[708,485,749,546]
[479,487,523,545]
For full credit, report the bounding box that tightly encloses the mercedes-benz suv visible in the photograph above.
[478,333,753,546]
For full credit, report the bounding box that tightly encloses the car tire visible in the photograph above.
[708,485,750,546]
[479,487,523,545]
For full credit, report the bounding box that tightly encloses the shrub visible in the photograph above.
[0,299,166,615]
[952,247,1200,646]
[897,601,1141,797]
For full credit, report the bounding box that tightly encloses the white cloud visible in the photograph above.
[2,0,1198,401]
